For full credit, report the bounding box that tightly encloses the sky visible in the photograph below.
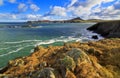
[0,0,120,22]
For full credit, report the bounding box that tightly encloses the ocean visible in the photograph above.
[0,22,103,68]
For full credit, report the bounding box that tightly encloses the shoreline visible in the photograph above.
[87,20,120,38]
[0,21,120,77]
[0,38,120,78]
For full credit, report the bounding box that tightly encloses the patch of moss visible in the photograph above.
[60,56,76,71]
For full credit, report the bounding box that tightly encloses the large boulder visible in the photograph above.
[66,48,91,65]
[60,56,76,71]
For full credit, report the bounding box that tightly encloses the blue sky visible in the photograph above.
[0,0,120,21]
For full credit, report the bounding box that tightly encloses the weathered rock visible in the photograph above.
[0,74,8,78]
[34,46,44,52]
[9,58,25,67]
[66,48,91,65]
[92,35,98,39]
[87,21,120,38]
[32,67,55,78]
[60,55,76,71]
[65,69,76,78]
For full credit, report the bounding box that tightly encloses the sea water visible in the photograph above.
[0,22,103,68]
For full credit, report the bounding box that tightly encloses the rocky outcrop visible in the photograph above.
[0,38,120,78]
[92,35,98,39]
[87,21,120,38]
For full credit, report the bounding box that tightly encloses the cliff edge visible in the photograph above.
[87,20,120,38]
[0,38,120,78]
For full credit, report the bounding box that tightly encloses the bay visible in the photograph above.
[0,22,103,68]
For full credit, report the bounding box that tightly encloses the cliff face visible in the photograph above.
[87,21,120,38]
[0,38,120,78]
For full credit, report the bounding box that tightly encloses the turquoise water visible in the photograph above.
[0,23,103,68]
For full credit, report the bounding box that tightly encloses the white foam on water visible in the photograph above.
[0,45,34,57]
[30,49,34,53]
[30,26,43,28]
[0,47,9,50]
[0,35,103,57]
[5,40,42,44]
[0,47,23,57]
[34,36,88,46]
[0,45,22,50]
[35,39,56,46]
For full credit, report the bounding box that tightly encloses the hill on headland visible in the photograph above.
[27,17,103,24]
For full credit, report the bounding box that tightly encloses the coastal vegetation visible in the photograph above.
[0,19,120,78]
[0,38,120,78]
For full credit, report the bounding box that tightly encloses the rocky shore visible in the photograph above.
[0,38,120,78]
[87,20,120,38]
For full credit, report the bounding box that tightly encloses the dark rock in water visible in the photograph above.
[87,20,120,38]
[0,66,9,73]
[92,35,98,39]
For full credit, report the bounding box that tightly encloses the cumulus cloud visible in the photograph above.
[49,6,67,17]
[9,0,16,3]
[20,14,52,20]
[26,14,41,20]
[0,0,3,5]
[89,1,120,20]
[0,13,17,20]
[30,4,40,12]
[0,0,120,21]
[114,1,120,9]
[67,0,119,19]
[18,3,28,12]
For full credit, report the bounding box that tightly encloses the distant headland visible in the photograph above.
[27,17,103,24]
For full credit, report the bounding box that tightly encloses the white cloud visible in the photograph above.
[9,0,16,3]
[26,14,41,19]
[102,0,114,3]
[0,0,3,5]
[67,0,118,19]
[25,14,51,20]
[0,0,119,21]
[89,1,120,20]
[68,0,77,7]
[11,14,17,19]
[50,6,67,17]
[30,4,40,12]
[18,3,27,12]
[0,13,17,20]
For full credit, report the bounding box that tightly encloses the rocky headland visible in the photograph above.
[87,20,120,38]
[27,17,103,24]
[0,38,120,78]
